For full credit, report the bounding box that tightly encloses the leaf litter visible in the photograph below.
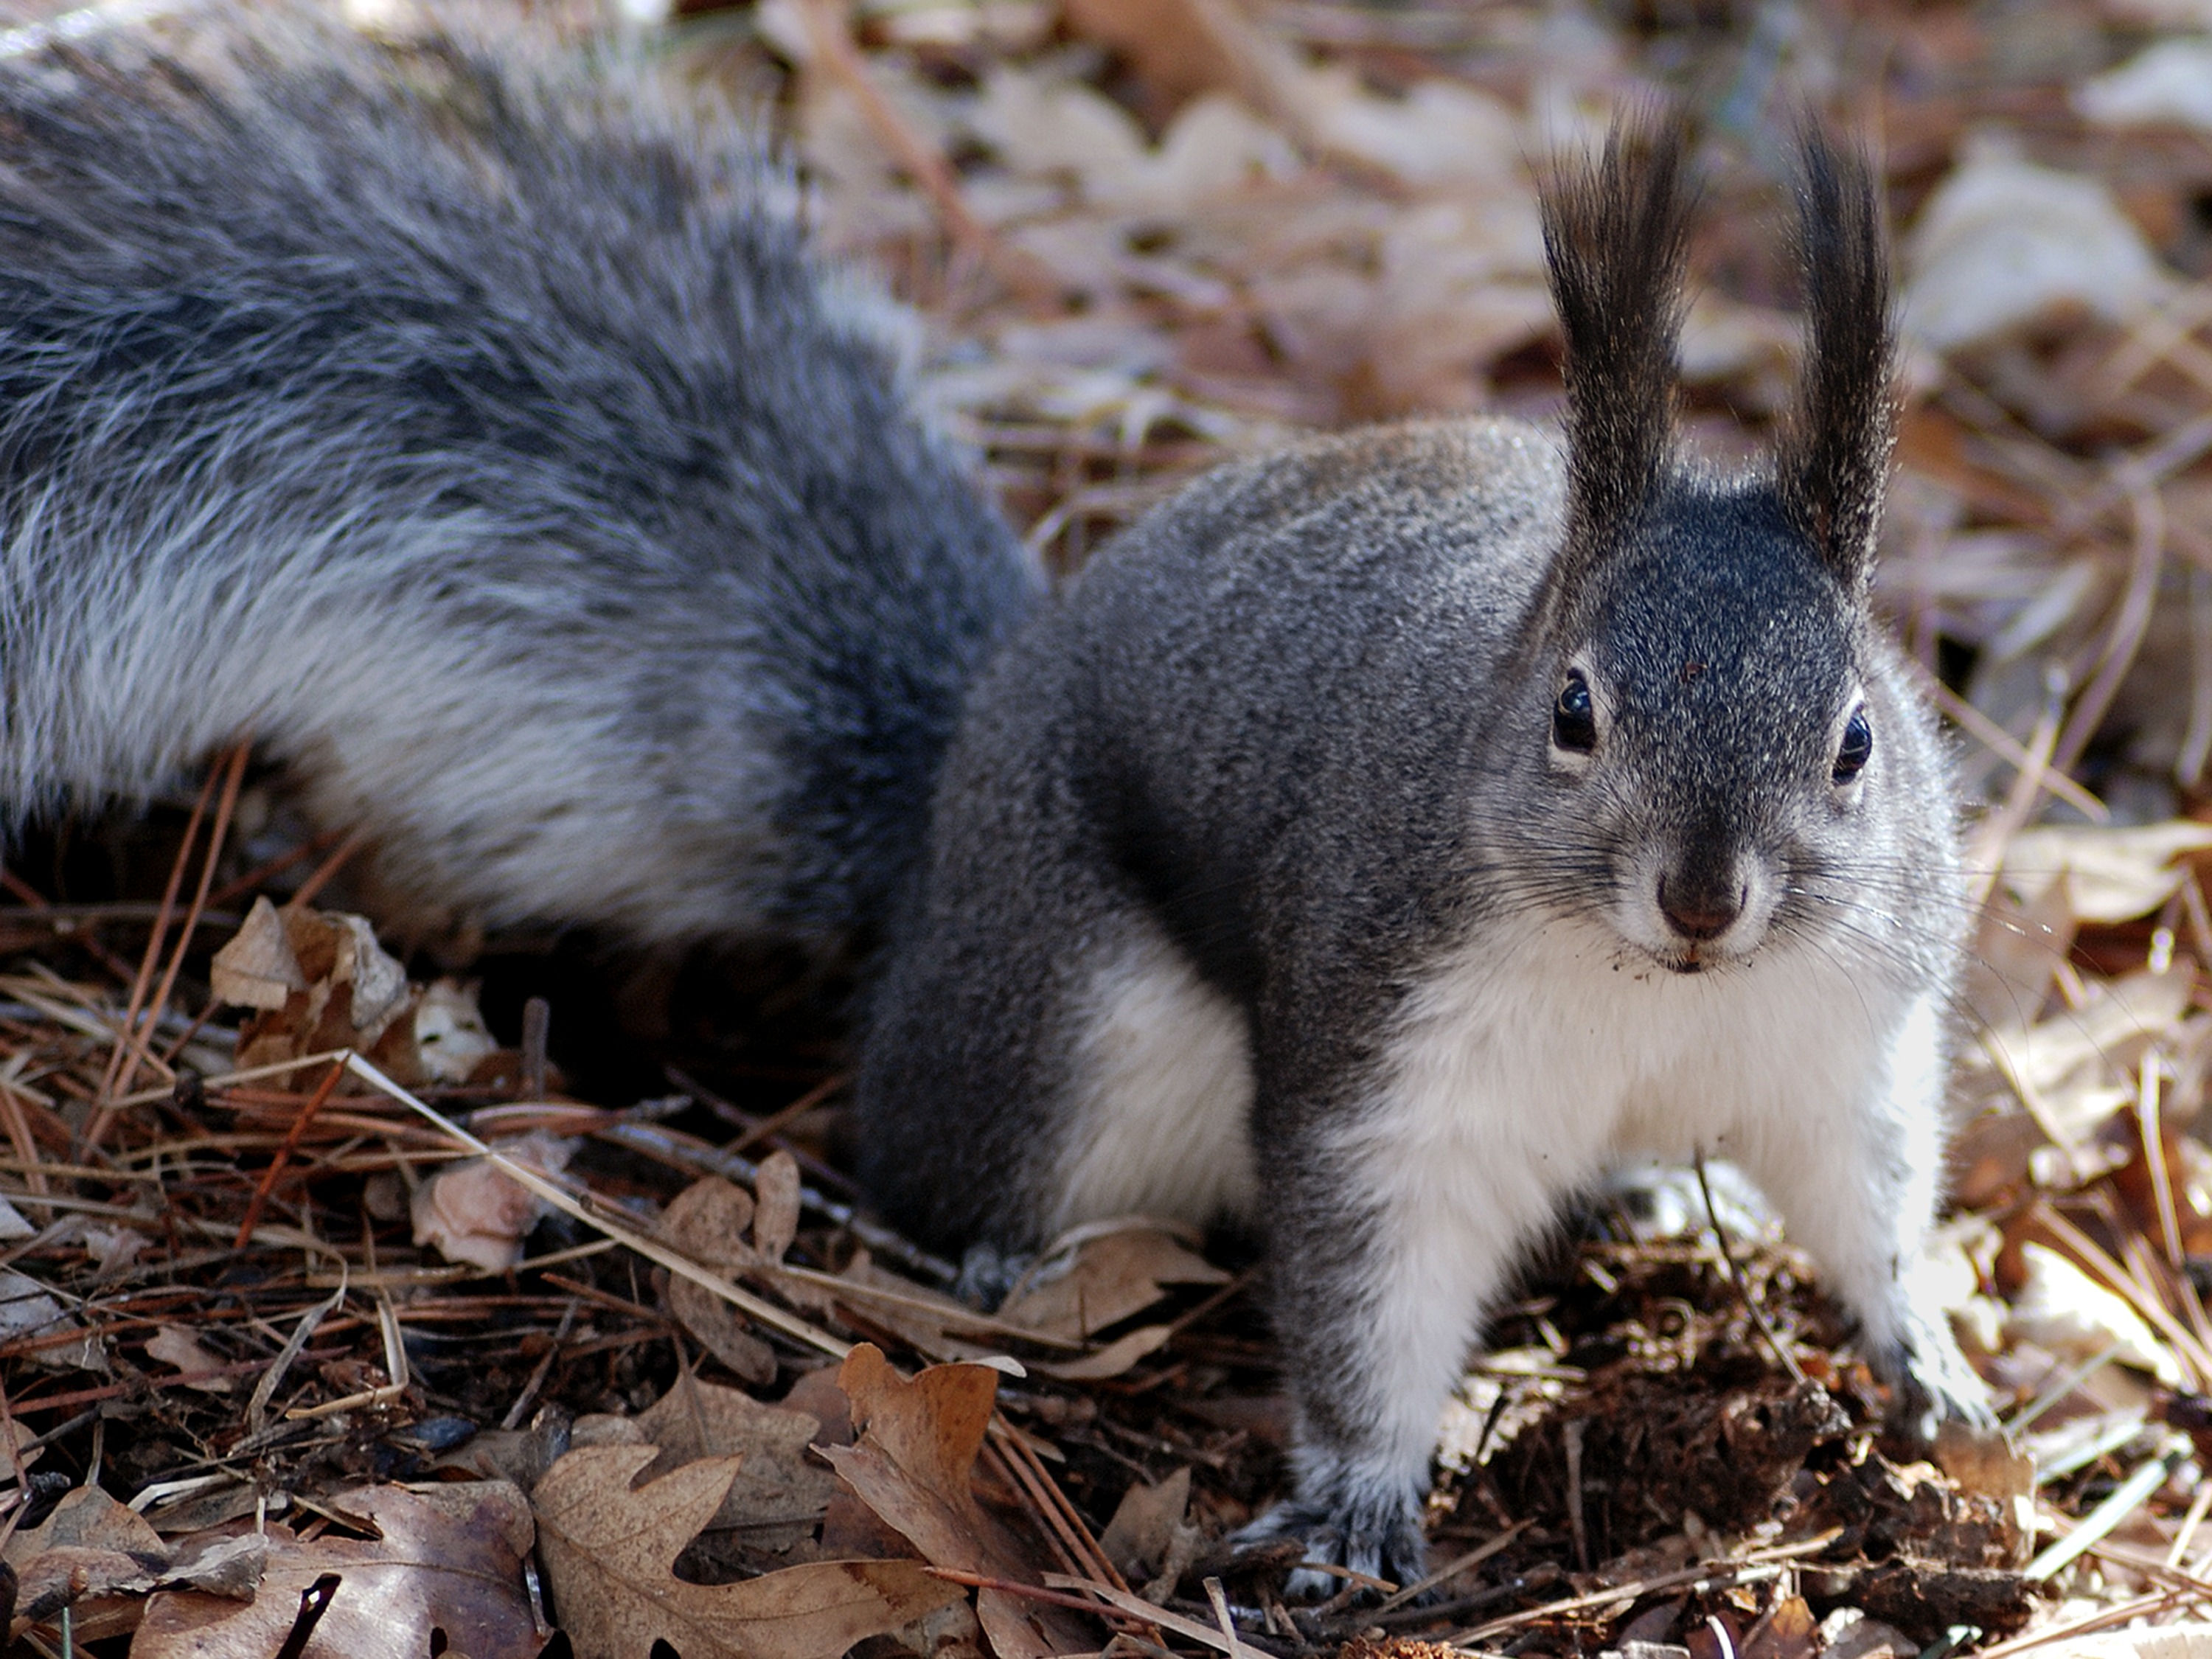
[0,0,2208,1656]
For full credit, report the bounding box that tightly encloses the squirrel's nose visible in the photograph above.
[1658,874,1743,941]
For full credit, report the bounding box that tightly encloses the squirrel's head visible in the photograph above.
[1526,116,1921,978]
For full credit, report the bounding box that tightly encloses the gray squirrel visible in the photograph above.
[0,4,1984,1597]
[857,121,1991,1586]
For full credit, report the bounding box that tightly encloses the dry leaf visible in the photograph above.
[413,977,499,1084]
[133,1481,539,1659]
[2077,38,2212,129]
[2005,1241,2182,1384]
[1903,133,2174,351]
[660,1178,776,1383]
[1060,0,1278,116]
[230,904,428,1082]
[5,1484,170,1625]
[208,896,305,1012]
[1000,1226,1227,1340]
[411,1129,576,1273]
[145,1325,234,1394]
[532,1442,959,1659]
[0,1267,104,1371]
[753,1151,801,1266]
[1029,1324,1172,1381]
[2000,820,2212,922]
[1098,1466,1190,1579]
[633,1371,841,1540]
[1977,967,2194,1143]
[819,1345,1092,1659]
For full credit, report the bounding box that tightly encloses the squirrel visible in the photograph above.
[0,6,1985,1596]
[856,120,1992,1587]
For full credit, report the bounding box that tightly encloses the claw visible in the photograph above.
[1877,1308,1994,1447]
[1234,1498,1427,1602]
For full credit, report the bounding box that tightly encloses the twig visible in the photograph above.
[990,1421,1129,1589]
[110,740,250,1106]
[285,827,368,914]
[519,998,550,1102]
[206,827,347,910]
[1205,1577,1250,1659]
[346,1053,854,1360]
[2025,1433,2191,1581]
[234,1060,347,1249]
[94,758,222,1116]
[726,1071,847,1156]
[500,1298,580,1430]
[2050,467,2166,780]
[1912,665,2106,821]
[1694,1150,1805,1385]
[925,1568,1134,1620]
[1450,1534,1840,1645]
[1044,1573,1273,1658]
[1974,1589,2182,1659]
[246,1277,349,1438]
[790,0,1046,298]
[1374,1523,1530,1613]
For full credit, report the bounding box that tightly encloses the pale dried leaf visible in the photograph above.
[133,1482,539,1659]
[1979,967,2194,1138]
[0,1267,104,1371]
[1304,69,1520,186]
[2002,820,2212,922]
[330,911,410,1033]
[533,1442,959,1659]
[1029,1324,1173,1381]
[661,1175,758,1267]
[411,1130,576,1273]
[1001,1228,1226,1340]
[1903,133,2176,352]
[146,1324,234,1394]
[2077,38,2212,129]
[1098,1466,1190,1579]
[753,1150,801,1266]
[207,896,305,1012]
[2006,1241,2182,1384]
[414,976,498,1083]
[634,1371,840,1533]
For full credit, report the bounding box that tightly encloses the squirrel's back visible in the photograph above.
[0,4,1038,956]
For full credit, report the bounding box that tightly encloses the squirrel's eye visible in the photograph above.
[1552,672,1597,754]
[1833,706,1873,783]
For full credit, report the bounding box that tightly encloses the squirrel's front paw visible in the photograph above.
[953,1242,1032,1309]
[1877,1310,1994,1446]
[1233,1494,1427,1601]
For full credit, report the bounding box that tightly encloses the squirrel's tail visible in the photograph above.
[0,4,1040,962]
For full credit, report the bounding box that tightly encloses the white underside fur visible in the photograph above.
[1051,907,1950,1492]
[1050,916,1257,1233]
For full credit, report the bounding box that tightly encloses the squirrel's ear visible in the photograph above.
[1540,111,1695,571]
[1775,128,1895,594]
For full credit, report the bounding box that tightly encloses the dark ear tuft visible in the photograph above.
[1775,128,1895,592]
[1540,111,1696,563]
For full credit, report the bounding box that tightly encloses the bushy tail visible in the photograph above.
[0,4,1039,961]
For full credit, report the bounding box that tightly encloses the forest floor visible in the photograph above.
[0,0,2209,1656]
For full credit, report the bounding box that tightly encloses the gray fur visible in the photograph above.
[0,5,1037,957]
[860,122,1986,1590]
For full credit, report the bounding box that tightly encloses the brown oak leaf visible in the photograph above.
[532,1442,959,1659]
